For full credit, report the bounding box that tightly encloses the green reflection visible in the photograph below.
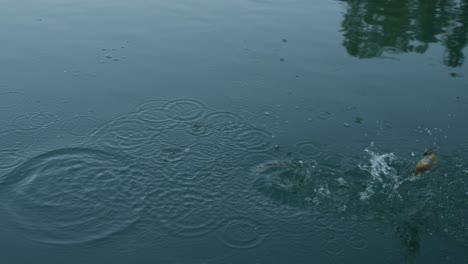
[340,0,468,67]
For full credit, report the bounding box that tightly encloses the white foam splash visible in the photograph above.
[337,177,347,186]
[359,185,374,201]
[358,148,397,183]
[314,184,331,197]
[357,143,403,200]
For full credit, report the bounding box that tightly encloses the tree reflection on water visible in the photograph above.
[339,0,468,67]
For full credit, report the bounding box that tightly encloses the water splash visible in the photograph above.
[358,146,397,183]
[357,142,411,201]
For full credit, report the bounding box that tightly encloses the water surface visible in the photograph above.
[1,0,468,263]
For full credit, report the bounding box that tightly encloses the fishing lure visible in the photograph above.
[413,147,438,176]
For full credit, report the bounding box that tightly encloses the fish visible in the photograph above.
[413,147,438,176]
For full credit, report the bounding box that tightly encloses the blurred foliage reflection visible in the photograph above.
[340,0,468,67]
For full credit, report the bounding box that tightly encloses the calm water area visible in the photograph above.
[1,0,468,263]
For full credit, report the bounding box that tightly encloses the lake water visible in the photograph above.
[1,0,468,263]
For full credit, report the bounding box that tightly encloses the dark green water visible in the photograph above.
[0,0,467,263]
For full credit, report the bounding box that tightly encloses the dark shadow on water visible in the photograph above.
[339,0,468,67]
[397,221,421,263]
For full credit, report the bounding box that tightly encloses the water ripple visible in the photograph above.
[202,111,244,133]
[164,99,206,121]
[60,116,104,136]
[133,100,174,128]
[13,112,59,132]
[234,126,274,153]
[0,148,28,171]
[0,91,25,109]
[345,230,368,250]
[147,186,221,238]
[0,129,36,150]
[91,114,155,155]
[0,148,143,245]
[217,217,269,249]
